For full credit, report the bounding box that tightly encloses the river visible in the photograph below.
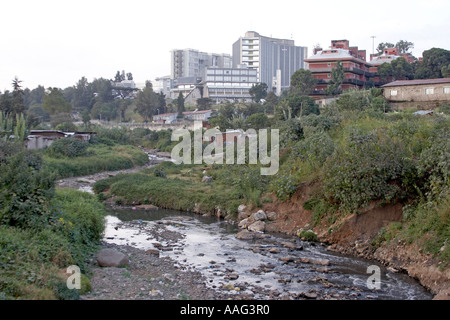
[60,151,432,300]
[100,206,432,300]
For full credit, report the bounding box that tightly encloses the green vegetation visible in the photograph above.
[0,140,106,299]
[93,162,267,216]
[43,142,148,179]
[90,88,449,267]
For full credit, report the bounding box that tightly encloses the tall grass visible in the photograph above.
[0,189,106,300]
[43,144,148,178]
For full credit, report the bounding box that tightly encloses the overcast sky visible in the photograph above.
[1,0,449,91]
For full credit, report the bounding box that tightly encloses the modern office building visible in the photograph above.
[232,31,308,94]
[202,65,258,103]
[170,49,232,80]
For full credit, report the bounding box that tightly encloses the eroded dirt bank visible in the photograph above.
[258,184,449,300]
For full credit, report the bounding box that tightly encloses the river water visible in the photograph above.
[101,206,433,300]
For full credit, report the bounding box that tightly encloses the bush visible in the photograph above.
[0,150,55,229]
[323,128,410,212]
[47,137,89,158]
[292,131,334,167]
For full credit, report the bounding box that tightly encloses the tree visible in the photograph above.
[378,57,414,82]
[11,77,26,116]
[42,87,72,115]
[415,48,450,79]
[0,91,12,115]
[82,110,91,128]
[72,77,94,111]
[114,71,125,82]
[395,40,414,54]
[92,78,114,103]
[290,69,318,96]
[196,97,213,110]
[135,81,159,122]
[376,42,395,55]
[442,64,450,78]
[157,92,167,114]
[27,85,45,106]
[176,92,185,118]
[246,113,269,130]
[325,61,344,96]
[249,83,268,103]
[126,72,133,81]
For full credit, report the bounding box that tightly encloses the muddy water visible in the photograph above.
[102,207,433,300]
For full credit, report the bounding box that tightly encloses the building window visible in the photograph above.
[390,90,398,96]
[425,88,434,95]
[444,87,450,94]
[327,63,331,67]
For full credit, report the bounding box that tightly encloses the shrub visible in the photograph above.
[292,131,334,167]
[323,129,410,212]
[51,189,106,272]
[0,150,55,229]
[272,173,297,201]
[47,137,89,158]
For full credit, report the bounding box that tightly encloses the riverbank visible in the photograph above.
[56,155,447,300]
[255,184,450,300]
[79,209,431,300]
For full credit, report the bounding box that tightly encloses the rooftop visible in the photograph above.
[305,48,367,63]
[381,78,450,87]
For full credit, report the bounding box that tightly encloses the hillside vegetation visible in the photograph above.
[94,90,450,268]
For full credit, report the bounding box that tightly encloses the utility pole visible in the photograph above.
[371,36,376,55]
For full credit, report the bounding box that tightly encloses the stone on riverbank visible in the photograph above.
[250,210,267,222]
[97,248,129,267]
[247,220,265,233]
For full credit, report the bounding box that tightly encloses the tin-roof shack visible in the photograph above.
[26,130,96,150]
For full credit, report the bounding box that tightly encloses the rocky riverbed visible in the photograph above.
[79,208,432,300]
[55,151,435,300]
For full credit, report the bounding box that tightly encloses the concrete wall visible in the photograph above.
[384,83,450,103]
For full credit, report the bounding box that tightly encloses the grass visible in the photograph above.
[0,189,106,300]
[94,163,242,216]
[43,143,149,179]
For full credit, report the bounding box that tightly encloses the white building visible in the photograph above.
[202,66,258,103]
[232,31,308,93]
[171,48,232,80]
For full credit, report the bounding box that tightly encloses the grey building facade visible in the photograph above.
[170,48,232,80]
[202,66,258,103]
[232,31,308,94]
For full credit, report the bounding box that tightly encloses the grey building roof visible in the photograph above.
[381,78,450,87]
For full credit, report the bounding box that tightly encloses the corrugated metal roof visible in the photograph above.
[381,78,450,87]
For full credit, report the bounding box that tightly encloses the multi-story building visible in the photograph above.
[152,76,173,97]
[201,65,258,103]
[170,48,232,80]
[305,40,382,98]
[232,31,308,94]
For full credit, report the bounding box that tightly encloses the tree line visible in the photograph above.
[0,71,169,130]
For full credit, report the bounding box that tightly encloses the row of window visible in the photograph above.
[206,76,257,82]
[391,87,450,96]
[207,69,257,76]
[207,82,255,88]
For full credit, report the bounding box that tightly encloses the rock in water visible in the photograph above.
[235,229,255,240]
[247,220,266,233]
[97,248,129,267]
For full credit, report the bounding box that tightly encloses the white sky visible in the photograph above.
[1,0,449,91]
